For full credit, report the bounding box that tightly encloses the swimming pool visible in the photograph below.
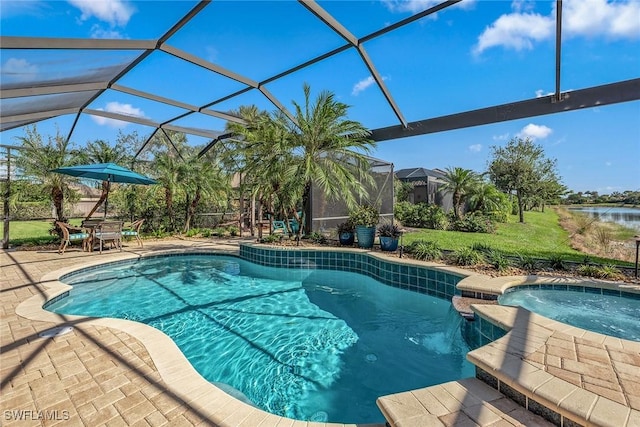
[499,286,640,341]
[47,254,474,424]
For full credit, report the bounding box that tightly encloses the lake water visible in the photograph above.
[568,206,640,232]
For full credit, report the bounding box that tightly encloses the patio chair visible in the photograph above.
[272,220,287,234]
[94,221,123,254]
[56,221,90,254]
[122,219,145,247]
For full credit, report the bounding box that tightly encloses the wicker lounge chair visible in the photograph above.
[56,221,90,254]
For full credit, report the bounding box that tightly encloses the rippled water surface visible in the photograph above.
[499,288,640,341]
[48,255,473,424]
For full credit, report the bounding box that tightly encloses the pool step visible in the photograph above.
[377,377,554,427]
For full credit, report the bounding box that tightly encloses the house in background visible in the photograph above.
[395,167,453,212]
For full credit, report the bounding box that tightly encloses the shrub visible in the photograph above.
[596,265,625,280]
[261,234,281,243]
[487,250,510,271]
[12,202,52,220]
[576,264,602,278]
[394,202,448,230]
[470,242,494,254]
[200,228,212,237]
[449,212,496,233]
[377,223,401,238]
[407,240,442,261]
[548,254,566,270]
[577,264,624,280]
[336,221,354,234]
[307,232,327,244]
[394,201,417,225]
[516,254,538,271]
[349,204,379,227]
[227,226,239,236]
[185,228,201,237]
[449,247,484,266]
[212,227,229,236]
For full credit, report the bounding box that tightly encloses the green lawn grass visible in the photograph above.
[0,218,83,243]
[402,209,631,265]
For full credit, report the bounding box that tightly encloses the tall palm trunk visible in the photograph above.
[165,187,175,230]
[85,181,110,219]
[52,187,65,222]
[184,188,201,232]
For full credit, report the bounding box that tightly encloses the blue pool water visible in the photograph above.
[47,255,473,424]
[499,288,640,341]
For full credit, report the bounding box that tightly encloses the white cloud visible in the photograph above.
[90,25,125,39]
[468,144,482,152]
[352,75,388,96]
[564,0,640,39]
[473,12,554,55]
[474,0,640,55]
[382,0,475,14]
[1,58,38,82]
[518,123,553,140]
[68,0,135,27]
[511,0,536,13]
[535,89,553,98]
[91,102,146,128]
[492,133,510,141]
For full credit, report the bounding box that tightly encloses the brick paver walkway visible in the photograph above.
[1,239,242,427]
[525,330,640,410]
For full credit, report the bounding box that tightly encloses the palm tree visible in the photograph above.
[441,166,479,219]
[13,125,84,222]
[226,86,376,238]
[468,181,505,214]
[182,154,231,232]
[276,84,376,236]
[82,138,133,219]
[154,151,182,231]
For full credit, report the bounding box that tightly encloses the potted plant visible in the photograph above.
[349,204,379,249]
[377,223,402,252]
[336,221,355,246]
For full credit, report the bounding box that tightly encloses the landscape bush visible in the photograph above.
[394,202,448,230]
[407,240,442,261]
[448,212,496,233]
[449,247,484,266]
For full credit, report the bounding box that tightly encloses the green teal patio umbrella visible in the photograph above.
[51,162,157,217]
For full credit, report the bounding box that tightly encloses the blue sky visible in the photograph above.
[1,0,639,194]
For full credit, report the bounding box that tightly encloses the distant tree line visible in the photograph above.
[561,190,640,205]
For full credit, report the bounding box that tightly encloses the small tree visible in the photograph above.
[487,137,561,223]
[13,125,84,222]
[440,166,479,219]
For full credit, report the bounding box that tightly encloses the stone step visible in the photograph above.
[377,377,555,427]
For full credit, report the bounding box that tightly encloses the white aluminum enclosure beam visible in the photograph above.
[299,0,407,127]
[160,44,259,88]
[162,124,224,139]
[83,108,159,128]
[110,84,199,112]
[0,36,155,50]
[1,82,107,99]
[0,108,78,124]
[199,109,246,124]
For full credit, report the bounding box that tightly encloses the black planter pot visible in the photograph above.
[339,231,354,246]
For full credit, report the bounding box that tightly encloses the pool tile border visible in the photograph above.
[240,243,469,301]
